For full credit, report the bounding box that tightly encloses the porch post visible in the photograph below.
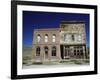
[48,45,51,62]
[63,46,65,59]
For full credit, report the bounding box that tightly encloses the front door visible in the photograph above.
[44,46,49,60]
[60,45,70,59]
[60,45,64,59]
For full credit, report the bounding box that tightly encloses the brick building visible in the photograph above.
[32,28,61,62]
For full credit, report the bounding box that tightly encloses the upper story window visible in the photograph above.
[64,34,67,41]
[78,35,82,41]
[52,34,56,42]
[37,34,41,43]
[64,34,70,42]
[72,35,75,41]
[45,34,48,43]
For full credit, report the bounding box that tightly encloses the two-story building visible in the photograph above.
[32,28,61,62]
[60,21,86,59]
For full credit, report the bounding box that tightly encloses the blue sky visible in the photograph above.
[23,11,90,48]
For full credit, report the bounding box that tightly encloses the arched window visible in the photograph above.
[45,34,48,43]
[44,46,49,57]
[52,34,56,42]
[52,46,56,56]
[37,34,41,42]
[36,46,40,56]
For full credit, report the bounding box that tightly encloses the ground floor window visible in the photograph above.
[74,46,84,58]
[62,45,85,59]
[36,46,40,56]
[52,46,56,56]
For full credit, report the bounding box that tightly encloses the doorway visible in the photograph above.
[44,46,49,59]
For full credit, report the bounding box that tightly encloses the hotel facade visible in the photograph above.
[32,21,87,62]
